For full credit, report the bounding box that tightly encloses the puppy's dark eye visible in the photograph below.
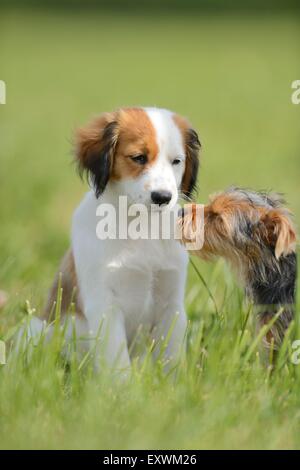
[172,158,182,166]
[130,154,148,165]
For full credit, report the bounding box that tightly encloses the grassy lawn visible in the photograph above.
[0,8,300,449]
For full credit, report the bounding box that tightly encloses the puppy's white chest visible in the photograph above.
[103,238,184,335]
[72,191,188,346]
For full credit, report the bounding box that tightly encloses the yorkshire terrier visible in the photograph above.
[179,187,297,350]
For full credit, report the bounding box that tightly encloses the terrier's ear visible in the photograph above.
[75,112,118,198]
[263,210,297,259]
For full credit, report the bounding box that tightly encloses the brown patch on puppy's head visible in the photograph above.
[75,108,159,197]
[111,108,158,180]
[173,114,201,199]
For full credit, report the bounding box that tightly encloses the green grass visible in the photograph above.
[0,8,300,449]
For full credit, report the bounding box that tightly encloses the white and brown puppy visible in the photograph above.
[37,107,200,371]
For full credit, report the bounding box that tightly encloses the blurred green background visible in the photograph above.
[0,1,300,451]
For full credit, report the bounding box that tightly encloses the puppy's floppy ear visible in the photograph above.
[75,112,118,198]
[181,128,201,198]
[262,209,297,259]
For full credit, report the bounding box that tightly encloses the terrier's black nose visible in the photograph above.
[178,207,185,218]
[151,190,172,206]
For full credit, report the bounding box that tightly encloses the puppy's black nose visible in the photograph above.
[151,190,172,206]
